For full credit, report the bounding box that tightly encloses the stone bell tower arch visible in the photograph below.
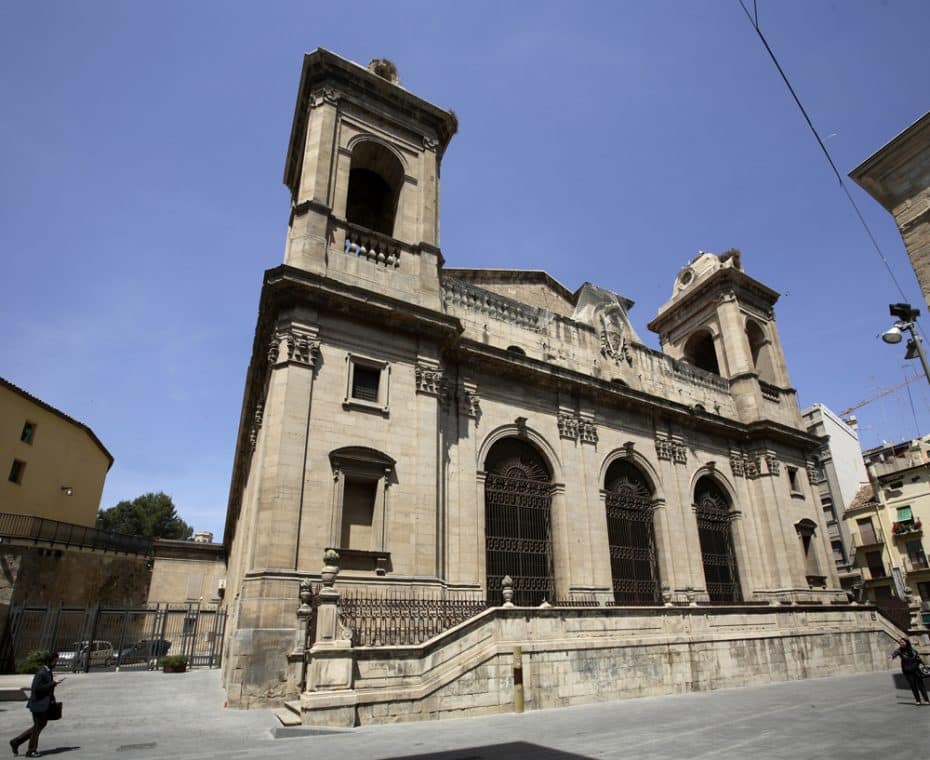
[647,250,799,425]
[282,50,458,309]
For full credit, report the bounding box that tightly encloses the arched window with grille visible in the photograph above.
[483,438,553,606]
[604,459,661,604]
[694,475,742,602]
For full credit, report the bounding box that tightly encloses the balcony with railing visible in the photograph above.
[892,518,923,538]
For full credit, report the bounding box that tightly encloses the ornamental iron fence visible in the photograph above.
[1,603,226,674]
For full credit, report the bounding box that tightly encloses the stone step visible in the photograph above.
[284,699,301,716]
[273,706,302,727]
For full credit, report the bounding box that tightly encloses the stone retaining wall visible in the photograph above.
[301,604,899,726]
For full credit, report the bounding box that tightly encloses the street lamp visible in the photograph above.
[882,303,930,386]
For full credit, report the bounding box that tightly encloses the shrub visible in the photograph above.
[158,654,189,670]
[18,650,50,674]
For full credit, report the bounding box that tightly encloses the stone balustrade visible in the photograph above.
[441,278,545,332]
[333,219,404,268]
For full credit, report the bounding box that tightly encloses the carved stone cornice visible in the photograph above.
[415,364,449,406]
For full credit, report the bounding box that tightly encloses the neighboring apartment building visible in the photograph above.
[801,404,867,591]
[0,376,112,527]
[850,111,930,310]
[846,435,930,603]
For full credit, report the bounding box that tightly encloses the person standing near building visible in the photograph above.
[10,651,62,756]
[892,638,929,705]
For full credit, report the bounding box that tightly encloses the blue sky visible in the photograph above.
[2,1,929,540]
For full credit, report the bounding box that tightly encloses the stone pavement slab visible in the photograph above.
[0,667,925,760]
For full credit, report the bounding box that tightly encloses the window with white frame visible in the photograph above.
[344,353,390,412]
[329,446,395,557]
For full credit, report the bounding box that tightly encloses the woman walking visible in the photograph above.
[892,638,929,705]
[10,651,62,756]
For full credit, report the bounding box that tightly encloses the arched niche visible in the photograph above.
[682,329,720,375]
[745,319,776,384]
[345,140,405,237]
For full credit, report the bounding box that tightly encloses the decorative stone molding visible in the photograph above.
[309,87,340,109]
[459,384,480,419]
[580,419,599,445]
[745,450,763,479]
[248,401,264,453]
[269,326,320,369]
[805,459,820,484]
[414,364,449,405]
[671,439,687,465]
[558,412,597,444]
[729,449,745,478]
[422,135,439,152]
[655,435,673,462]
[557,412,580,441]
[765,453,780,476]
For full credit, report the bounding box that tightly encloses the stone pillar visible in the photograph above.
[302,550,357,727]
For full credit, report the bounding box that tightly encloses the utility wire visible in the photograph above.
[736,0,911,304]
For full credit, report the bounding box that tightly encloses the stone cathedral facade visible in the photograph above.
[222,50,896,721]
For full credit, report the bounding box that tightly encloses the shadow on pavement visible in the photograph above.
[36,747,81,755]
[380,742,594,759]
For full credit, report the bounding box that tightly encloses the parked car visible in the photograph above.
[57,640,114,670]
[116,638,171,665]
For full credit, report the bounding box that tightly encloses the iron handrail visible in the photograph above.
[0,512,152,555]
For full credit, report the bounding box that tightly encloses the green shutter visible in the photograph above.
[897,506,913,522]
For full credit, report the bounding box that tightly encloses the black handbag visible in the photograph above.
[46,701,62,721]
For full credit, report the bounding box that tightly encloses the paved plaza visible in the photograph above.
[0,667,925,760]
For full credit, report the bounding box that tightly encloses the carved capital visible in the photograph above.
[422,135,439,152]
[269,326,319,369]
[580,419,599,445]
[557,411,580,441]
[745,450,763,479]
[672,439,687,465]
[730,449,745,478]
[655,435,673,462]
[765,453,780,476]
[309,87,340,109]
[459,384,480,419]
[415,364,449,405]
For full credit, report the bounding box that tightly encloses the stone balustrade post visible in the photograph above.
[302,549,358,727]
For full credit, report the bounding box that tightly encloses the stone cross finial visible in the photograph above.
[297,578,314,621]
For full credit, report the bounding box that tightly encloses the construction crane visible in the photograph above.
[840,374,925,416]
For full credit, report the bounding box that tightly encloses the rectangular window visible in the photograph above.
[351,365,381,402]
[857,517,878,545]
[344,354,390,412]
[8,460,25,484]
[787,466,800,492]
[20,422,36,444]
[865,550,886,578]
[897,506,914,523]
[830,540,845,563]
[186,572,205,601]
[906,540,927,570]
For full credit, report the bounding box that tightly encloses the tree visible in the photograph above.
[96,492,193,540]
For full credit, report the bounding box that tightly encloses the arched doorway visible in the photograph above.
[484,438,554,605]
[694,476,742,602]
[345,141,404,237]
[604,459,661,604]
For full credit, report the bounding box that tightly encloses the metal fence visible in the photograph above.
[338,590,489,647]
[0,512,152,555]
[1,603,226,674]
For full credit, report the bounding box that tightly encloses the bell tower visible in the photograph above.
[282,50,458,309]
[647,250,799,424]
